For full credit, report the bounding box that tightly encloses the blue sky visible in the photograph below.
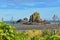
[0,0,60,21]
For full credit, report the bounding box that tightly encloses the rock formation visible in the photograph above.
[17,19,23,23]
[23,18,28,22]
[29,12,42,23]
[17,18,28,23]
[16,12,49,24]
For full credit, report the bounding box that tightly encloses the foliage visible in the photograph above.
[0,21,60,40]
[0,21,15,40]
[50,35,60,40]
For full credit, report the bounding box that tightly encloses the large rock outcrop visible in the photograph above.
[29,12,42,23]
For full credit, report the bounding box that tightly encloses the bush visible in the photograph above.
[0,21,60,40]
[50,35,60,40]
[0,21,15,40]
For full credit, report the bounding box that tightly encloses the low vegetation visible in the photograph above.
[0,21,60,40]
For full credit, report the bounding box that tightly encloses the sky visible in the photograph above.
[0,0,60,21]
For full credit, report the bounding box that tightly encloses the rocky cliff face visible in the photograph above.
[29,12,42,23]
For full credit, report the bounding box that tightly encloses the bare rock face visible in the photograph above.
[29,12,42,23]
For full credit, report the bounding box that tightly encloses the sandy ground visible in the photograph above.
[12,24,60,30]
